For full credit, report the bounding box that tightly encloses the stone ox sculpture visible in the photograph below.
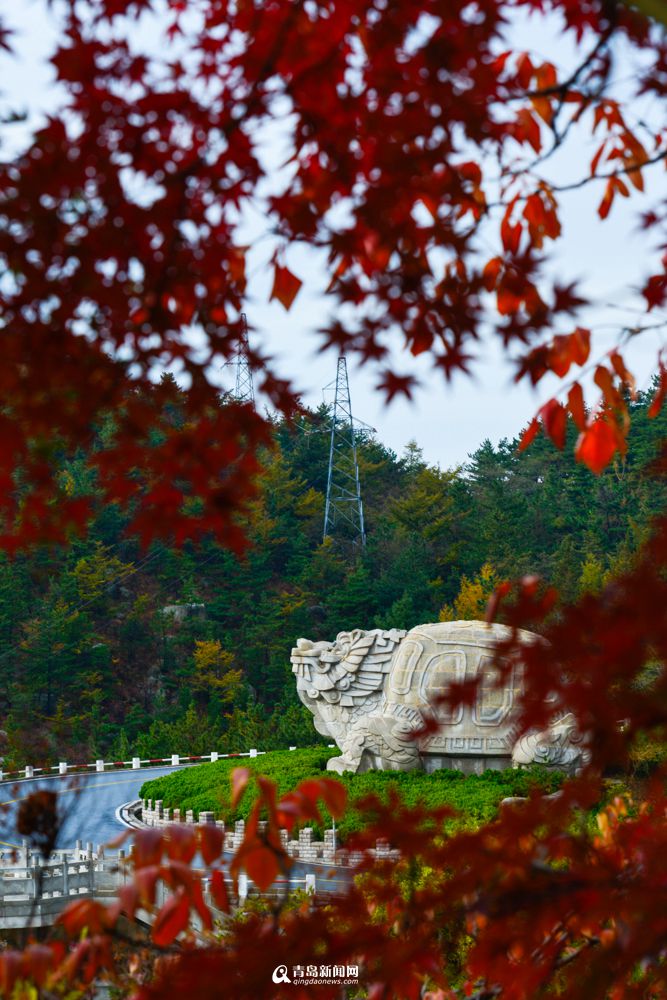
[291,620,587,775]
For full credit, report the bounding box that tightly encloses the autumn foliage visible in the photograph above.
[0,0,665,549]
[1,0,667,996]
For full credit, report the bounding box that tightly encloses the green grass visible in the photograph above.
[140,748,564,841]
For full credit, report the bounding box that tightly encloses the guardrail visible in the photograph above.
[0,745,329,783]
[137,800,398,868]
[0,840,327,929]
[0,843,121,930]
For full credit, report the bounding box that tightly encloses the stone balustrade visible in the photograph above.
[139,799,400,865]
[0,838,327,930]
[0,840,126,930]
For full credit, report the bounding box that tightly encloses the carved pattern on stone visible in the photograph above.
[291,621,586,776]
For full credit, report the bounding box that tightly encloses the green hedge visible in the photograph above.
[140,748,564,841]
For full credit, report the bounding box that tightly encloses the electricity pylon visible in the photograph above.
[323,356,366,547]
[233,313,255,404]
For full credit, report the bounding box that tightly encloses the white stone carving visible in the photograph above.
[511,712,590,771]
[291,621,586,776]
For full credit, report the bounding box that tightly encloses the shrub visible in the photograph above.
[140,749,564,842]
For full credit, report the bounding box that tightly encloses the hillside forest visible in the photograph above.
[1,382,665,766]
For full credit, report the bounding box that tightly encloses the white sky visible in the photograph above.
[1,1,665,468]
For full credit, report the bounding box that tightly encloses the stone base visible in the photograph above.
[422,753,512,776]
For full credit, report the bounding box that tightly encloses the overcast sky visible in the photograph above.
[1,2,665,469]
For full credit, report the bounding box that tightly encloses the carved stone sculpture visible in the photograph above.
[291,620,586,775]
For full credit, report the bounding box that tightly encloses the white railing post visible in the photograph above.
[238,870,248,902]
[32,856,41,899]
[305,873,316,895]
[96,760,105,772]
[132,757,141,769]
[171,754,179,766]
[249,749,258,758]
[59,762,67,775]
[210,752,219,762]
[25,765,34,779]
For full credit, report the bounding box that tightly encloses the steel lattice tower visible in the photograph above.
[323,356,366,547]
[233,313,255,404]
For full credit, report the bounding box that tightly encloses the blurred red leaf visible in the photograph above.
[540,399,567,449]
[575,417,619,473]
[270,264,302,310]
[567,382,586,430]
[243,844,280,892]
[230,767,251,808]
[209,869,230,913]
[165,825,197,864]
[133,829,164,869]
[377,371,419,403]
[152,890,190,947]
[199,824,224,866]
[518,418,540,452]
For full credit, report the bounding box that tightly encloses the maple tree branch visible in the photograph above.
[525,21,616,101]
[546,145,667,192]
[500,17,616,108]
[488,145,667,211]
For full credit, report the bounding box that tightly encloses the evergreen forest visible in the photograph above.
[1,385,665,766]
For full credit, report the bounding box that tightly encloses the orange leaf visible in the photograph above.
[598,178,616,219]
[516,109,541,153]
[567,383,586,430]
[649,368,667,418]
[270,263,302,310]
[575,418,618,474]
[482,256,502,291]
[230,766,251,808]
[531,95,553,124]
[594,364,624,412]
[590,142,607,175]
[540,399,567,449]
[518,417,540,452]
[516,52,534,88]
[569,327,591,366]
[535,61,557,89]
[609,350,636,395]
[152,890,190,947]
[500,215,521,255]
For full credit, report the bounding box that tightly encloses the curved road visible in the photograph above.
[0,768,352,893]
[0,766,183,850]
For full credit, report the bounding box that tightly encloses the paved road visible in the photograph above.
[0,767,353,894]
[0,766,183,850]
